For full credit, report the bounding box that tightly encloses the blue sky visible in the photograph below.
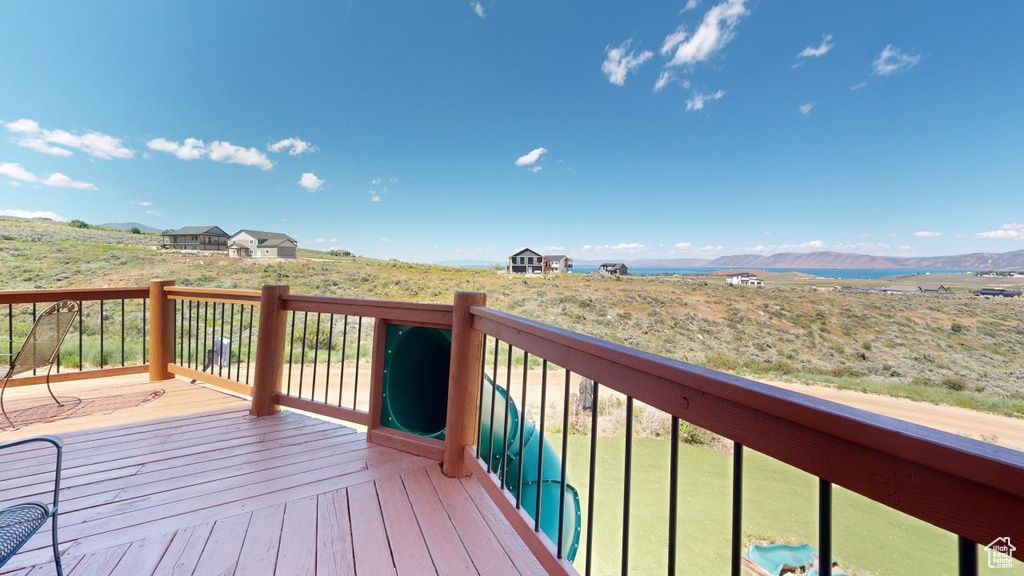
[1,1,1022,262]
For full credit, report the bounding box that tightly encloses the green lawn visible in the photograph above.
[552,434,1000,575]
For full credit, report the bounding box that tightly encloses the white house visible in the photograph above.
[228,230,298,259]
[725,273,764,286]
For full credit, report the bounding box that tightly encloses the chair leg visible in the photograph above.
[45,363,63,407]
[1,375,15,430]
[51,513,63,576]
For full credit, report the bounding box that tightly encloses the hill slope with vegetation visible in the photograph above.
[2,216,1023,417]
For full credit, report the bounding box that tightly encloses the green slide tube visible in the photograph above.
[477,374,583,561]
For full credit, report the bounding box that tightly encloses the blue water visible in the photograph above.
[569,266,974,280]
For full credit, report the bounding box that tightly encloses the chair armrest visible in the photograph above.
[0,435,63,511]
[0,434,64,452]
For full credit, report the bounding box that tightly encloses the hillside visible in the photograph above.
[100,222,161,233]
[2,216,1024,419]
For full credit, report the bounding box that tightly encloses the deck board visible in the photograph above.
[1,376,546,576]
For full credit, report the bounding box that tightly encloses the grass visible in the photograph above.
[2,216,1024,418]
[558,434,1003,575]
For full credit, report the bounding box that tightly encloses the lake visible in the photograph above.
[569,266,974,279]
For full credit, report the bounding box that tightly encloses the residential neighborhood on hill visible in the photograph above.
[161,225,298,258]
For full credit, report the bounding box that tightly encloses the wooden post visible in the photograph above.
[443,291,487,477]
[250,284,290,416]
[148,279,175,381]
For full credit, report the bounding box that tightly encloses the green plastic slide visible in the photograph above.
[477,374,583,561]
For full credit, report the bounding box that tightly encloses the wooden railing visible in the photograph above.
[443,300,1024,576]
[6,282,1019,575]
[0,287,151,387]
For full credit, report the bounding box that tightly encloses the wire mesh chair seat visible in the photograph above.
[0,300,79,430]
[0,436,64,575]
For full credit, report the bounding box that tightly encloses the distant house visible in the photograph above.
[544,255,573,273]
[882,286,919,295]
[507,248,545,274]
[974,288,1022,298]
[599,263,628,276]
[918,282,953,295]
[161,226,229,251]
[725,273,763,286]
[228,230,298,259]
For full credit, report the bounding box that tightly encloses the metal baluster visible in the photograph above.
[311,313,322,401]
[622,396,634,575]
[516,352,529,509]
[286,311,296,395]
[500,343,513,486]
[535,360,548,530]
[585,382,600,576]
[731,443,744,576]
[120,299,125,367]
[6,304,11,361]
[298,312,309,398]
[227,304,235,380]
[220,303,228,375]
[203,301,209,371]
[668,416,679,575]
[324,314,334,404]
[557,368,571,558]
[819,479,832,576]
[485,337,499,472]
[235,305,244,380]
[245,306,254,385]
[99,300,105,369]
[337,315,348,407]
[31,304,37,375]
[176,300,182,365]
[78,301,84,371]
[475,336,488,460]
[186,300,192,368]
[142,298,147,364]
[958,536,978,576]
[352,317,362,408]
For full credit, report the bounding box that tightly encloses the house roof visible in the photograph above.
[164,226,229,237]
[545,254,568,260]
[232,229,297,244]
[600,263,627,269]
[918,282,951,291]
[509,248,543,258]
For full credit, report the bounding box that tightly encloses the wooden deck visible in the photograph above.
[0,376,544,575]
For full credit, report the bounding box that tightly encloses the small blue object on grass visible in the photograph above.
[747,542,851,576]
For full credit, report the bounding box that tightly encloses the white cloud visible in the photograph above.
[664,0,748,67]
[835,242,891,251]
[371,194,382,203]
[976,223,1024,239]
[528,166,543,173]
[602,40,654,86]
[298,172,324,192]
[471,1,485,18]
[131,200,152,206]
[660,26,688,57]
[696,244,725,252]
[43,173,96,190]
[379,237,391,243]
[315,238,326,243]
[912,230,941,238]
[148,137,272,169]
[653,70,674,93]
[581,243,647,254]
[686,89,725,111]
[872,45,921,76]
[145,209,163,216]
[682,0,700,12]
[797,34,833,59]
[207,141,273,170]
[0,209,66,221]
[762,240,826,251]
[673,242,693,251]
[371,177,382,185]
[146,137,206,160]
[4,118,134,159]
[268,138,316,156]
[540,245,565,252]
[0,162,96,190]
[799,102,814,115]
[515,147,547,166]
[849,81,868,91]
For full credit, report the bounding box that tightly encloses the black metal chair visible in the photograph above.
[0,300,79,430]
[0,435,64,575]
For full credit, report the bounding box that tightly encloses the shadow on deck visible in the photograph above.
[0,376,543,575]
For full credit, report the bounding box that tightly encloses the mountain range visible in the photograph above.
[101,222,161,233]
[575,249,1024,270]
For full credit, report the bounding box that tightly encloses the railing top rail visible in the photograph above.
[164,286,262,304]
[470,305,1024,547]
[0,286,149,305]
[282,294,453,326]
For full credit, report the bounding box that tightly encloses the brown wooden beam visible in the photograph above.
[442,291,486,477]
[148,279,175,381]
[250,284,289,417]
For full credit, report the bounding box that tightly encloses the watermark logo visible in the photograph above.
[986,537,1016,569]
